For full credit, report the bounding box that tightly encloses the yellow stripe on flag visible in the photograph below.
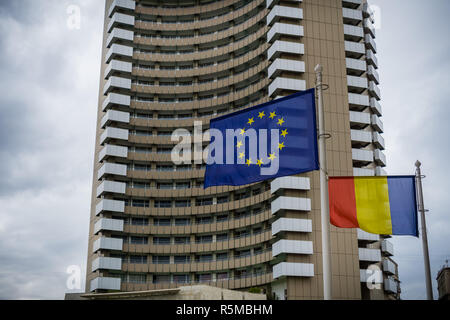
[354,177,393,235]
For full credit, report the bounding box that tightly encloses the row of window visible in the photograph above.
[112,228,269,245]
[124,214,267,227]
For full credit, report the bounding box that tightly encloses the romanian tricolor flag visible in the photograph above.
[329,176,418,236]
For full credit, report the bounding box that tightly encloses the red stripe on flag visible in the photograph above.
[329,177,359,228]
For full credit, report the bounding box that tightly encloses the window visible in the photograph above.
[195,235,212,244]
[216,233,228,242]
[157,165,173,171]
[174,236,190,244]
[153,275,170,284]
[174,255,190,264]
[157,147,172,154]
[234,230,250,239]
[128,273,147,284]
[175,200,191,208]
[152,255,170,264]
[196,198,213,206]
[175,218,190,226]
[217,196,229,204]
[196,216,212,225]
[130,236,148,245]
[216,252,228,261]
[175,182,190,189]
[133,164,150,171]
[154,218,171,226]
[196,254,213,262]
[235,249,251,258]
[173,274,190,284]
[254,247,263,255]
[154,200,172,208]
[153,237,171,245]
[132,182,151,189]
[197,274,212,282]
[217,272,228,281]
[129,255,147,264]
[157,183,173,190]
[131,218,148,226]
[129,199,149,208]
[216,214,229,222]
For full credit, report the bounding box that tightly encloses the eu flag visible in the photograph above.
[204,89,319,188]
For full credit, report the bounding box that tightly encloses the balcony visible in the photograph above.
[342,0,362,9]
[359,248,381,262]
[268,58,305,78]
[372,132,385,150]
[269,77,306,97]
[96,180,127,197]
[384,277,398,294]
[345,40,365,58]
[374,149,386,167]
[268,40,304,60]
[94,218,124,234]
[344,24,364,41]
[104,60,132,79]
[101,110,130,128]
[347,75,368,93]
[360,269,382,283]
[349,111,370,129]
[102,93,131,111]
[353,167,375,176]
[272,240,313,257]
[99,144,128,162]
[108,0,135,18]
[92,257,122,272]
[106,28,134,48]
[267,22,303,43]
[267,0,302,9]
[366,50,378,69]
[100,127,129,145]
[273,262,314,279]
[367,65,379,84]
[342,8,363,25]
[369,97,382,116]
[371,114,383,133]
[93,237,123,252]
[103,76,131,95]
[98,162,127,180]
[368,81,381,100]
[364,34,377,53]
[352,148,373,165]
[346,58,366,76]
[363,18,376,38]
[357,229,380,241]
[90,277,121,291]
[381,239,394,256]
[375,166,387,176]
[105,44,133,63]
[271,176,310,193]
[351,129,372,147]
[271,218,312,236]
[107,12,135,33]
[95,199,125,216]
[267,6,303,26]
[348,93,370,111]
[383,259,396,275]
[271,196,311,214]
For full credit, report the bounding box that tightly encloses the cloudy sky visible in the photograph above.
[0,0,448,300]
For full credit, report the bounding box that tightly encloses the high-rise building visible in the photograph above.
[86,0,400,299]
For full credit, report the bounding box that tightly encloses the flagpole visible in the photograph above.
[415,160,433,300]
[315,64,332,300]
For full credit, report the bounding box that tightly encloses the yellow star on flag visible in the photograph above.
[281,129,288,137]
[256,159,264,167]
[239,152,245,159]
[239,128,246,135]
[236,141,243,148]
[278,142,285,150]
[246,158,252,166]
[258,111,265,119]
[268,153,277,161]
[277,117,285,126]
[247,117,255,125]
[269,111,277,119]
